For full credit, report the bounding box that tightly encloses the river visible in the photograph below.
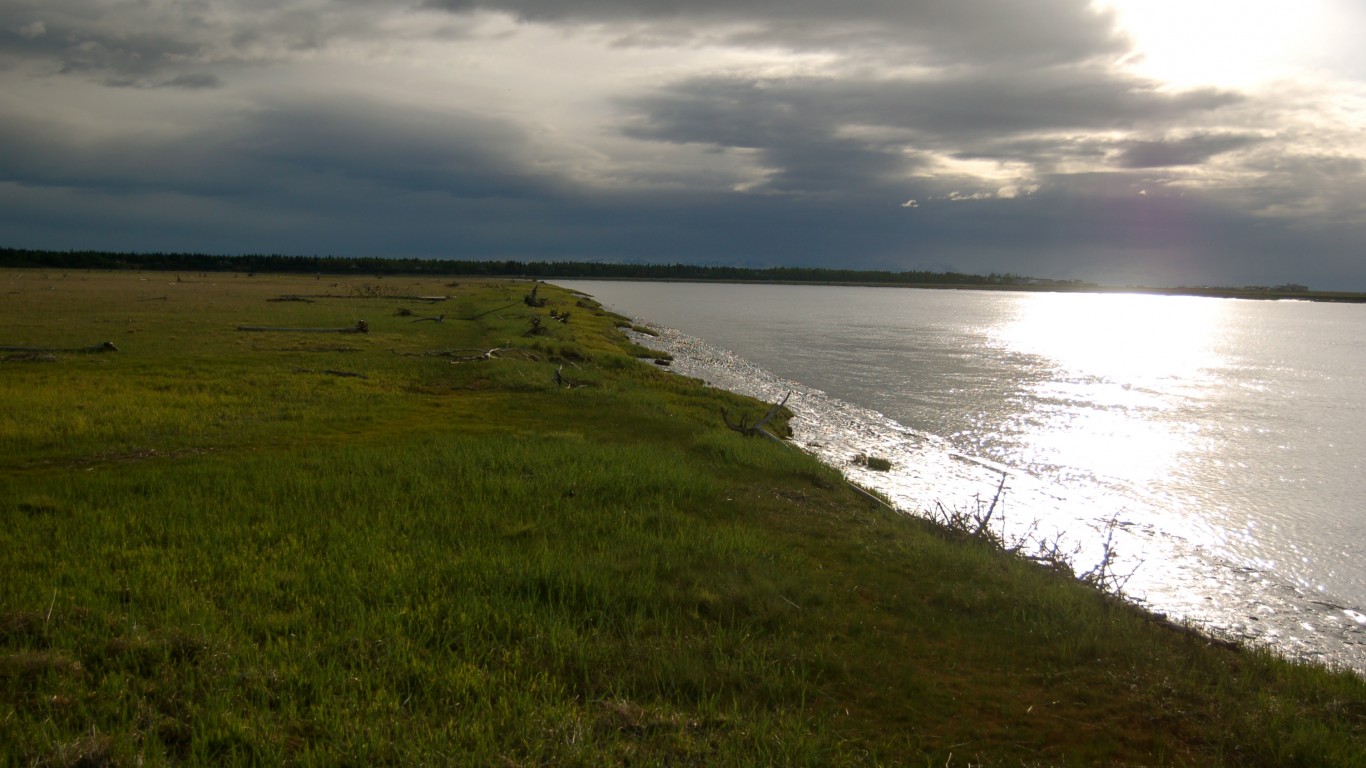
[561,280,1366,674]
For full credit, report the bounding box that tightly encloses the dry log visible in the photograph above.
[252,345,361,353]
[238,320,369,334]
[0,341,119,353]
[391,347,538,362]
[261,293,447,302]
[458,302,520,321]
[410,314,445,323]
[292,367,368,379]
[1,352,58,363]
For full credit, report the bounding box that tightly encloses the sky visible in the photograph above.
[2,0,1365,288]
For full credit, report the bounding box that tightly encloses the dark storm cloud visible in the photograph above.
[0,0,409,87]
[1,2,212,85]
[619,71,1242,197]
[0,96,557,203]
[1115,134,1264,168]
[424,0,1126,66]
[156,73,224,90]
[627,71,1240,145]
[241,101,567,201]
[0,0,1361,289]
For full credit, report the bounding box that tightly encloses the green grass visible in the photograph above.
[3,269,1365,766]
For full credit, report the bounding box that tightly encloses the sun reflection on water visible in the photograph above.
[993,292,1230,382]
[989,292,1231,491]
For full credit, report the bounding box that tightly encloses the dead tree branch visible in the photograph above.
[553,364,588,388]
[721,391,791,445]
[238,320,369,334]
[974,473,1008,537]
[390,346,539,362]
[450,347,538,363]
[1079,514,1143,597]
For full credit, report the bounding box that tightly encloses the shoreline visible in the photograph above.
[612,310,1366,677]
[550,274,1366,304]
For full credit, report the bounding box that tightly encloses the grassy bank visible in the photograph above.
[2,269,1364,766]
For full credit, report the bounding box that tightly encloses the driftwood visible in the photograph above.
[553,364,587,388]
[238,320,369,334]
[722,391,791,445]
[458,302,520,321]
[269,293,447,302]
[252,345,361,353]
[0,341,119,353]
[848,483,897,511]
[410,314,445,324]
[448,347,537,363]
[524,284,547,308]
[391,347,539,362]
[2,352,57,363]
[292,367,368,379]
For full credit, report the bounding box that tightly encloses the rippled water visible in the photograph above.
[562,280,1366,673]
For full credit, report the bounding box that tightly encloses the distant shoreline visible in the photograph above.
[5,246,1363,303]
[558,276,1366,304]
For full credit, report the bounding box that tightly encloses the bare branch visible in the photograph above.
[722,391,793,446]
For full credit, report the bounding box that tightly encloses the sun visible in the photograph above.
[1096,0,1336,89]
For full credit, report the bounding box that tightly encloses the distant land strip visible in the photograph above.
[4,247,1363,303]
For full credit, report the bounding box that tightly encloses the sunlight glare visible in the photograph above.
[1097,0,1334,89]
[994,292,1228,382]
[991,293,1229,487]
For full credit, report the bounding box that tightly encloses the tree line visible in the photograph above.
[0,247,1072,287]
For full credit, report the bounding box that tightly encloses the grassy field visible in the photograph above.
[2,269,1365,766]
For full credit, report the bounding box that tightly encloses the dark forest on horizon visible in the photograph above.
[3,247,1360,301]
[0,247,1073,287]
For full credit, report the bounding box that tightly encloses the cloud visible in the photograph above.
[158,73,224,90]
[0,0,409,87]
[0,0,1362,289]
[0,92,565,204]
[617,69,1242,201]
[1115,133,1264,168]
[424,0,1127,67]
